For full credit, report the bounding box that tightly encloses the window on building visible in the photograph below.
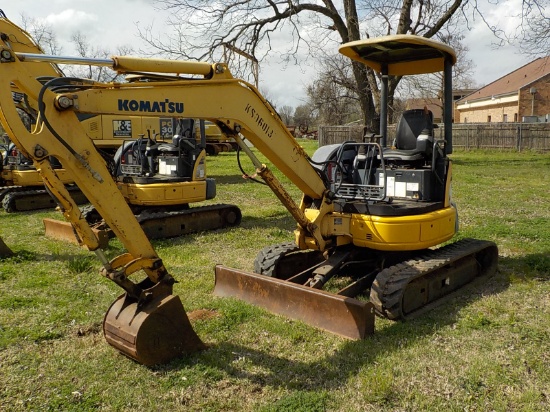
[487,115,492,123]
[464,118,468,123]
[503,114,508,122]
[514,113,518,122]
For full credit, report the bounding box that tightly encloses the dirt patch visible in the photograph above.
[188,309,221,321]
[76,322,102,337]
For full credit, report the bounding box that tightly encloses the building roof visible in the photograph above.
[458,56,550,103]
[406,97,442,119]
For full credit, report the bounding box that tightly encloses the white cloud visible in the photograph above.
[42,9,98,41]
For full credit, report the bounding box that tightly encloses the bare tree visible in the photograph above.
[142,0,467,131]
[515,0,550,57]
[278,105,295,125]
[294,104,315,131]
[306,53,362,125]
[20,14,62,55]
[466,0,549,59]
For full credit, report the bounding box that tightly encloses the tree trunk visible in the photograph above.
[344,0,377,132]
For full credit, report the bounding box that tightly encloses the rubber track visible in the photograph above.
[0,185,24,202]
[253,242,300,276]
[2,187,87,212]
[370,238,498,321]
[82,203,242,239]
[2,189,54,212]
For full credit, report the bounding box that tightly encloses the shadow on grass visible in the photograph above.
[499,252,550,282]
[207,174,252,185]
[5,243,547,395]
[0,247,117,264]
[152,213,296,247]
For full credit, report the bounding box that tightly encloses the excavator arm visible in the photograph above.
[56,62,327,199]
[0,35,205,366]
[0,15,338,363]
[11,53,336,249]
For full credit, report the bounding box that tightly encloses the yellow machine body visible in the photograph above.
[119,180,207,206]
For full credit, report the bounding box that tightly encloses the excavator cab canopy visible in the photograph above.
[339,35,456,152]
[338,35,457,76]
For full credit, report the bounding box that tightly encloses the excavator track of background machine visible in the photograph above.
[44,202,242,245]
[134,203,242,239]
[1,186,88,212]
[370,238,499,321]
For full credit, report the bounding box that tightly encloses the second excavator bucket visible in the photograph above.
[214,265,375,339]
[103,293,205,366]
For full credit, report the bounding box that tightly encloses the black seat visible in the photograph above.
[383,109,434,162]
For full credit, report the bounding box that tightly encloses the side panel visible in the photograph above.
[349,206,456,251]
[119,181,207,205]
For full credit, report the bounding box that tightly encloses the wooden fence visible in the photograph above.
[318,123,550,151]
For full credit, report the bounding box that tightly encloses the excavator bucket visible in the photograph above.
[103,292,205,366]
[214,265,375,339]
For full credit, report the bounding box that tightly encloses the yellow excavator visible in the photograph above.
[0,14,241,240]
[203,120,238,155]
[0,18,498,365]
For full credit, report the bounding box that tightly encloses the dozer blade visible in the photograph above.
[103,293,205,366]
[43,218,111,249]
[214,265,375,339]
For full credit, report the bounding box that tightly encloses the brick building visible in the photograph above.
[455,56,550,123]
[406,89,476,123]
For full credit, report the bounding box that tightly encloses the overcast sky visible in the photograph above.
[1,0,532,109]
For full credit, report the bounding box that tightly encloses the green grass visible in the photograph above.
[1,141,549,411]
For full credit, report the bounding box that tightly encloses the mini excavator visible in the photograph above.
[0,14,240,240]
[0,16,497,364]
[215,36,498,337]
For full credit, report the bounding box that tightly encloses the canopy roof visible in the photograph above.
[339,35,456,76]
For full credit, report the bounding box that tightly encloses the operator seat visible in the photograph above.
[383,108,434,162]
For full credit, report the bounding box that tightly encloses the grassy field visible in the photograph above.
[1,140,549,411]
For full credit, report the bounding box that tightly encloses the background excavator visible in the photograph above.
[0,17,498,365]
[0,14,241,240]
